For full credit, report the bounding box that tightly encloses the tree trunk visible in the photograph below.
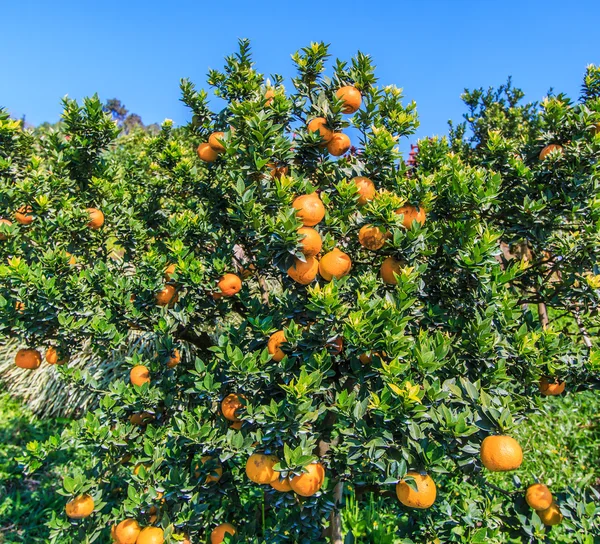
[329,481,344,544]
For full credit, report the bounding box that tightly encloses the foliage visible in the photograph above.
[1,41,599,543]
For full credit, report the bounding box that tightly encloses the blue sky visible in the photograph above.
[1,0,598,148]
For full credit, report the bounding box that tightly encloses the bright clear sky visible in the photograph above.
[1,0,598,147]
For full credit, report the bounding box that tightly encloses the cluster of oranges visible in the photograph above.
[14,346,69,369]
[287,188,425,287]
[0,206,104,234]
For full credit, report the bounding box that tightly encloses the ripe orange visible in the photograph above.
[210,523,236,544]
[245,453,280,484]
[15,348,42,369]
[292,193,326,227]
[0,218,12,240]
[270,477,293,492]
[15,205,34,225]
[290,462,325,497]
[208,131,226,153]
[396,471,436,509]
[359,225,387,251]
[156,285,178,306]
[336,86,362,114]
[65,251,77,266]
[539,144,563,160]
[380,257,403,285]
[265,88,275,106]
[132,462,151,476]
[221,393,244,422]
[268,330,287,362]
[539,376,565,396]
[137,527,164,544]
[129,412,154,426]
[537,501,563,526]
[114,519,141,544]
[215,273,242,297]
[525,483,553,511]
[65,494,94,519]
[328,337,343,355]
[319,248,352,281]
[130,365,150,386]
[353,176,376,205]
[396,204,426,229]
[197,142,218,162]
[287,256,319,284]
[327,133,351,156]
[268,163,288,179]
[196,456,223,483]
[15,301,25,313]
[480,435,523,472]
[166,349,181,368]
[307,117,333,143]
[298,227,322,257]
[45,346,69,365]
[359,352,385,364]
[230,421,242,430]
[86,207,105,229]
[164,264,176,281]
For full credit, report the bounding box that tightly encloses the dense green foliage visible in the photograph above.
[1,41,599,543]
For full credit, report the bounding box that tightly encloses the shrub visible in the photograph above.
[2,42,600,543]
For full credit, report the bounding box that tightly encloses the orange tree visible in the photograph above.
[2,42,600,543]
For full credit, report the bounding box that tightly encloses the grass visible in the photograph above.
[0,393,89,544]
[0,391,597,543]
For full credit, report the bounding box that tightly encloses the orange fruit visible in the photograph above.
[15,348,42,369]
[290,462,325,497]
[15,205,34,225]
[265,88,275,106]
[164,264,176,281]
[336,86,362,114]
[156,285,178,306]
[319,248,352,281]
[359,225,387,251]
[15,301,25,313]
[359,353,373,364]
[137,527,164,544]
[166,349,181,368]
[328,337,343,354]
[114,519,141,544]
[298,227,322,257]
[268,330,287,362]
[396,204,426,229]
[245,453,280,484]
[292,193,325,227]
[230,421,242,430]
[539,376,565,396]
[380,256,403,285]
[196,456,223,483]
[287,256,319,284]
[65,494,94,519]
[208,131,226,153]
[270,477,293,492]
[210,523,236,544]
[197,142,218,162]
[86,207,105,229]
[214,273,242,298]
[267,163,288,179]
[130,365,150,386]
[327,133,351,156]
[539,144,563,160]
[353,176,376,205]
[129,412,154,426]
[64,251,77,266]
[307,117,333,143]
[221,393,244,422]
[537,501,563,526]
[396,471,436,509]
[480,435,523,472]
[133,463,150,476]
[45,346,69,365]
[0,218,12,240]
[525,483,553,511]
